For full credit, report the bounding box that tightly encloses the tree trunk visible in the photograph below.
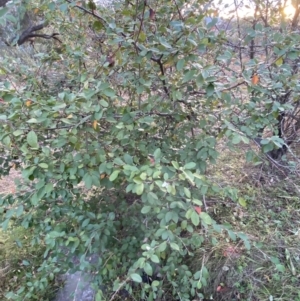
[0,0,10,7]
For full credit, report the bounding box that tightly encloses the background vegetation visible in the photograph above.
[0,0,300,300]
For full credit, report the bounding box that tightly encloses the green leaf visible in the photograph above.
[139,31,147,42]
[276,264,285,273]
[199,212,212,225]
[192,199,202,206]
[133,176,143,184]
[82,218,90,228]
[238,197,247,207]
[245,150,255,163]
[171,161,179,169]
[2,136,10,146]
[144,262,153,276]
[152,280,159,287]
[45,183,53,194]
[103,89,115,97]
[5,292,17,299]
[130,273,142,283]
[150,254,160,263]
[27,131,38,148]
[61,118,73,124]
[175,91,183,100]
[38,163,48,169]
[176,59,185,71]
[191,211,200,226]
[232,134,241,144]
[140,172,147,180]
[157,241,167,252]
[124,154,133,164]
[95,291,102,301]
[84,174,93,189]
[182,170,195,186]
[59,3,68,12]
[147,192,158,204]
[184,187,191,198]
[184,162,196,169]
[48,2,55,10]
[275,57,283,66]
[159,37,172,48]
[100,99,109,107]
[207,17,218,29]
[2,218,10,230]
[183,70,196,83]
[27,118,38,123]
[227,230,236,241]
[13,130,24,136]
[262,143,274,153]
[237,233,251,250]
[141,206,151,214]
[136,183,144,195]
[206,83,214,97]
[0,7,8,18]
[109,170,120,181]
[93,20,104,31]
[241,136,249,144]
[170,242,180,251]
[165,211,172,222]
[16,205,24,217]
[181,220,187,229]
[153,148,161,160]
[114,157,125,165]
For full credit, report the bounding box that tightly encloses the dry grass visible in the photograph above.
[194,140,300,301]
[0,169,21,195]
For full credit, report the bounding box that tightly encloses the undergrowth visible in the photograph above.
[198,143,300,301]
[1,143,300,301]
[0,227,57,300]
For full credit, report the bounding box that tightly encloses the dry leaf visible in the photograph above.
[252,74,259,85]
[107,55,115,67]
[223,245,241,258]
[194,206,202,214]
[148,156,155,165]
[93,120,98,130]
[149,8,156,20]
[216,285,231,293]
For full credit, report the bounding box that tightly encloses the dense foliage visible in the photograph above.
[0,0,300,300]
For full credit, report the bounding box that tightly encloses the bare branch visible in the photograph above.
[18,21,48,45]
[65,0,107,25]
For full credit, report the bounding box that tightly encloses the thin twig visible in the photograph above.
[108,278,129,301]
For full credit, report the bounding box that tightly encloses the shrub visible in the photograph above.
[0,0,299,300]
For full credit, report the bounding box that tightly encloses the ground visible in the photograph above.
[200,144,300,300]
[0,169,20,195]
